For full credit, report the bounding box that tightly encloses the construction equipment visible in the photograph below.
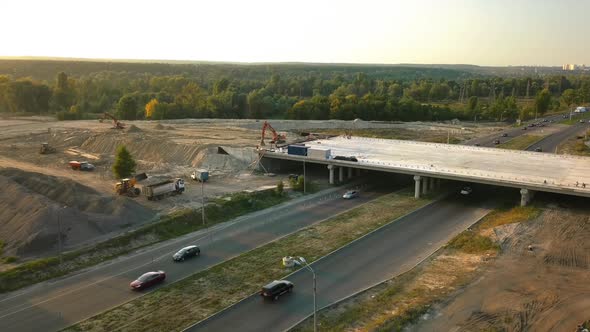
[115,172,147,197]
[99,112,125,129]
[143,178,185,200]
[68,161,95,171]
[260,121,286,147]
[39,142,56,154]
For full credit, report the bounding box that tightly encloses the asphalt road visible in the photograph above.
[467,113,565,147]
[526,121,590,153]
[0,185,386,332]
[187,194,492,332]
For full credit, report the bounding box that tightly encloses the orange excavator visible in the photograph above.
[99,112,125,129]
[260,121,286,147]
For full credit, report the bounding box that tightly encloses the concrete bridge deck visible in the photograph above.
[261,136,590,201]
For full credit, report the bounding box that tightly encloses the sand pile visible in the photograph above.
[126,125,142,133]
[0,168,154,256]
[154,123,165,130]
[192,146,257,171]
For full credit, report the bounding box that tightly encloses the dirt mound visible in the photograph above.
[154,123,165,130]
[0,168,154,257]
[192,146,257,171]
[126,125,142,133]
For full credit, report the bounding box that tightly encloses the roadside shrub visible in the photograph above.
[276,180,284,195]
[447,231,499,254]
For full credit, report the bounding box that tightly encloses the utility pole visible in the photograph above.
[303,160,306,194]
[57,206,66,265]
[201,180,205,225]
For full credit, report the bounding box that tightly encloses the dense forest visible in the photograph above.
[0,60,589,122]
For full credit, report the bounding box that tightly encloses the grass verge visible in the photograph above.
[498,134,543,150]
[557,134,590,156]
[558,111,590,125]
[291,205,541,332]
[64,189,432,332]
[0,189,289,294]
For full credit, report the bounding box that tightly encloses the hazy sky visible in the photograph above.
[2,0,589,66]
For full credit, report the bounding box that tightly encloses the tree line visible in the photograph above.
[1,60,589,122]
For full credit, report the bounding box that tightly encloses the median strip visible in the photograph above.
[497,134,544,150]
[64,188,432,332]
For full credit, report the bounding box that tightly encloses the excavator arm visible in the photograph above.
[100,112,125,129]
[260,121,286,146]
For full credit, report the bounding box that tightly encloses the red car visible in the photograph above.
[130,271,166,290]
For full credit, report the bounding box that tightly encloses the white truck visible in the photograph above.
[143,178,185,200]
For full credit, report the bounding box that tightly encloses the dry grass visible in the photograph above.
[65,189,432,332]
[558,135,590,156]
[498,135,543,150]
[477,206,541,230]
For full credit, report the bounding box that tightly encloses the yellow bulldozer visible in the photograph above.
[115,173,147,197]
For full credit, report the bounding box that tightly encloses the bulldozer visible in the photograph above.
[115,173,147,197]
[39,142,56,154]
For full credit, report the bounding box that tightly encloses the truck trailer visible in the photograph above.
[143,178,185,200]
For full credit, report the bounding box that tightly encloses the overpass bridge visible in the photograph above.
[260,136,590,206]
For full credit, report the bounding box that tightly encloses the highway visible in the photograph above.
[0,185,385,332]
[187,194,492,332]
[467,113,565,147]
[526,121,590,152]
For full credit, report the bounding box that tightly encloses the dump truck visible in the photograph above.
[68,161,95,171]
[143,178,185,200]
[191,169,209,182]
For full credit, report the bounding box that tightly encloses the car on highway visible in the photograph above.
[460,186,473,195]
[580,120,585,123]
[342,190,359,199]
[130,271,166,290]
[260,280,293,301]
[535,147,543,152]
[522,126,527,130]
[543,119,549,122]
[501,133,508,137]
[474,143,481,146]
[529,123,535,127]
[173,245,201,262]
[493,139,500,145]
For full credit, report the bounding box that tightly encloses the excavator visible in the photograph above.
[115,173,147,197]
[99,112,125,129]
[260,121,286,147]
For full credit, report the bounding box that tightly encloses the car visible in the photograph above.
[580,120,585,123]
[522,126,528,130]
[529,123,535,127]
[173,245,201,262]
[535,147,543,152]
[260,280,293,301]
[474,143,481,146]
[342,190,359,199]
[333,155,358,162]
[543,119,549,122]
[493,139,500,145]
[501,133,508,137]
[460,186,473,195]
[130,271,166,290]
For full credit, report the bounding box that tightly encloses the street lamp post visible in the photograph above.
[296,257,317,332]
[303,160,306,194]
[57,205,67,265]
[201,179,206,226]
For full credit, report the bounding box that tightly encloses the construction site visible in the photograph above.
[1,115,589,331]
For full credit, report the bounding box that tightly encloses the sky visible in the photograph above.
[1,0,589,66]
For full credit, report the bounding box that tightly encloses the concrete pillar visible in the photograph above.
[520,188,530,207]
[428,177,435,191]
[339,167,345,183]
[413,175,421,199]
[347,167,353,179]
[422,176,428,195]
[356,168,361,176]
[328,165,335,185]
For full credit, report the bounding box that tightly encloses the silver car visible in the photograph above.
[342,190,359,199]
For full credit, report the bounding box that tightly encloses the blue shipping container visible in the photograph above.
[288,145,308,156]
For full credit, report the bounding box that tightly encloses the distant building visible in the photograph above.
[562,64,586,71]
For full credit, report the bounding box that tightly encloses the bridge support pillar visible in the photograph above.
[413,175,422,199]
[356,168,361,176]
[422,176,429,195]
[328,165,335,185]
[428,177,435,191]
[339,167,345,183]
[348,167,353,179]
[520,188,534,206]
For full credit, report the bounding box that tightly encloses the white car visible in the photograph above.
[460,187,473,195]
[342,190,359,199]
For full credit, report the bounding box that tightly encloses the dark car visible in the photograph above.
[130,271,166,290]
[493,139,500,145]
[173,245,201,262]
[501,133,508,137]
[522,126,527,130]
[474,143,481,146]
[535,147,543,152]
[260,280,293,301]
[529,123,535,127]
[333,155,358,162]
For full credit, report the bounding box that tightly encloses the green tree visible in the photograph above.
[561,89,576,110]
[534,89,552,116]
[276,180,284,195]
[467,96,478,110]
[117,94,138,120]
[112,145,136,179]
